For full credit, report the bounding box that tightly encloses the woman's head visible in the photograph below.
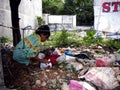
[35,25,50,42]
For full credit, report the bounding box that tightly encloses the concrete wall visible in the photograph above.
[0,0,42,39]
[43,14,76,31]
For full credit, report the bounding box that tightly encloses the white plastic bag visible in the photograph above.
[38,53,45,59]
[65,55,76,62]
[52,48,62,55]
[56,54,76,63]
[56,54,66,63]
[84,67,119,90]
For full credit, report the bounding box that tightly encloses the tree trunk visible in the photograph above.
[9,0,21,46]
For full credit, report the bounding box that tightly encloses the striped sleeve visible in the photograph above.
[24,33,42,58]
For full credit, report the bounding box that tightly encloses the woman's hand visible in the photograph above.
[31,56,50,64]
[40,59,50,63]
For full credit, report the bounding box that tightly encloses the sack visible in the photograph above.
[84,67,119,90]
[69,80,83,90]
[96,57,109,67]
[69,80,96,90]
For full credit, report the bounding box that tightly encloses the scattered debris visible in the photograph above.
[1,43,120,90]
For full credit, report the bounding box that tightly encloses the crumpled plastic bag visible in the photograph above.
[84,67,119,90]
[69,80,96,90]
[56,54,76,63]
[56,54,66,63]
[69,80,83,90]
[38,53,45,59]
[52,48,62,55]
[96,57,109,67]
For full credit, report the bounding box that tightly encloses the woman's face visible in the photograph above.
[40,34,49,42]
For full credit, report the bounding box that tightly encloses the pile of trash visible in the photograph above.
[0,43,120,90]
[38,45,120,68]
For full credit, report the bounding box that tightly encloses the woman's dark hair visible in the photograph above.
[35,25,50,37]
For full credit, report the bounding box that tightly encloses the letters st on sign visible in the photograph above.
[102,2,120,12]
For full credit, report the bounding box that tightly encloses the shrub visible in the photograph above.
[37,16,44,26]
[105,39,120,49]
[54,29,69,47]
[0,36,12,43]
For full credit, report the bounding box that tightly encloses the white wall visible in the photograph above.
[43,14,76,30]
[0,0,42,39]
[47,15,76,27]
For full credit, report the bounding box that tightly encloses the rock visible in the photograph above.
[35,80,41,85]
[66,61,83,72]
[41,81,46,86]
[61,82,69,90]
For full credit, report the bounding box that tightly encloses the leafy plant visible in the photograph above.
[43,29,120,50]
[0,36,12,43]
[105,39,120,49]
[82,30,104,46]
[54,29,69,47]
[37,16,44,26]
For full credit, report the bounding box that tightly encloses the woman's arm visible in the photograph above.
[30,56,50,63]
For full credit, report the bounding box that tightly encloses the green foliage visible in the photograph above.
[54,29,69,47]
[42,0,94,25]
[43,30,82,48]
[105,39,120,49]
[70,65,77,73]
[74,0,94,25]
[43,29,120,50]
[57,62,68,68]
[37,16,44,26]
[42,0,64,15]
[67,31,82,47]
[82,30,104,46]
[0,36,12,43]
